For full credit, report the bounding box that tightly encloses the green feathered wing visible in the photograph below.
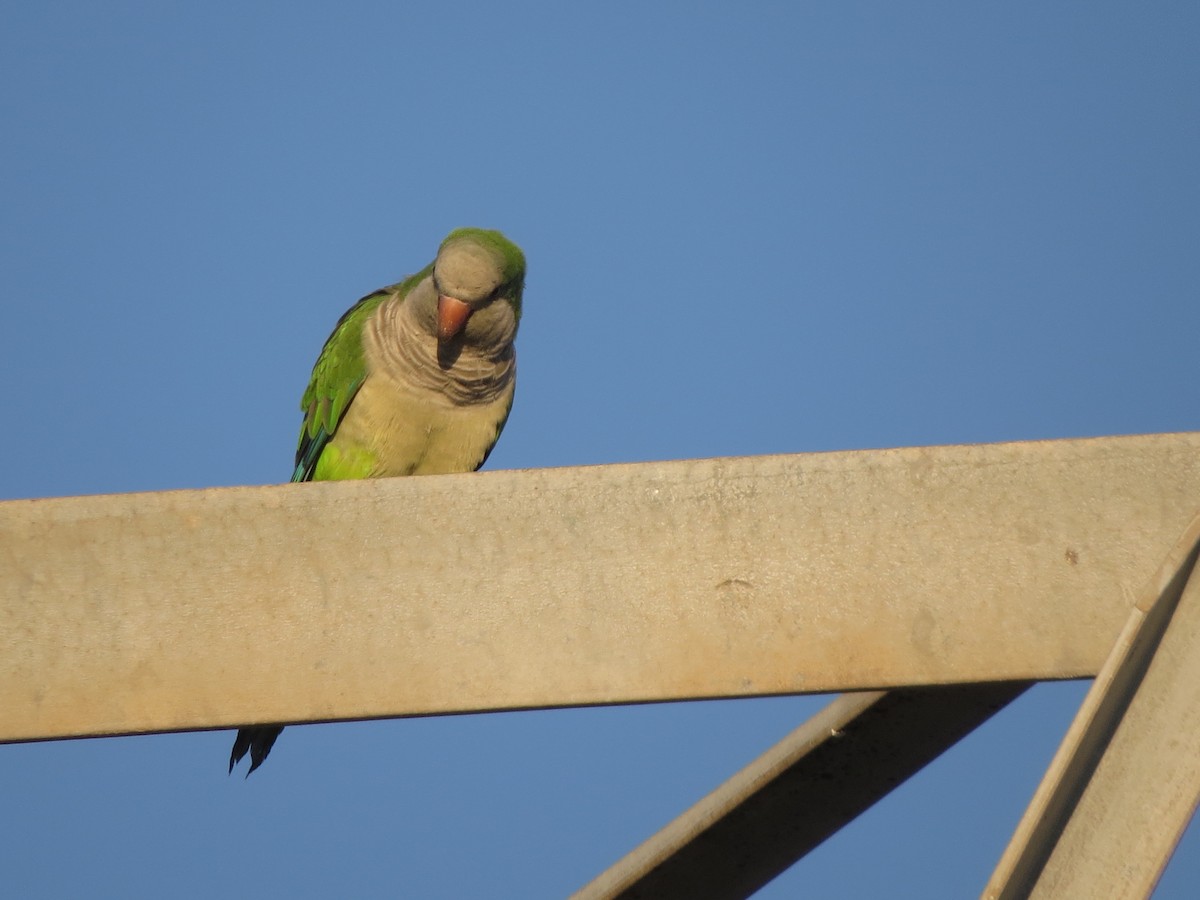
[292,265,432,483]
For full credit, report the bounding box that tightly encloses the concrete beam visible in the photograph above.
[2,432,1199,741]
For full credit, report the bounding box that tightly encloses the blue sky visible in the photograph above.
[2,2,1199,896]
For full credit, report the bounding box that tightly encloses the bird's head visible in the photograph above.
[432,228,525,346]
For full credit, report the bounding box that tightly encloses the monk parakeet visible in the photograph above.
[229,227,525,776]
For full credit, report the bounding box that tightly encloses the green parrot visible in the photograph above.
[229,227,525,776]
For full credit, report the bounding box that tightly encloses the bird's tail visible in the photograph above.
[229,726,284,777]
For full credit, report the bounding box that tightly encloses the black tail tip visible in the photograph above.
[228,726,284,776]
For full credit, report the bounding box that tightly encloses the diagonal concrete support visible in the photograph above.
[575,684,1029,899]
[984,513,1200,899]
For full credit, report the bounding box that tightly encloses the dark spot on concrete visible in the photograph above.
[716,578,754,591]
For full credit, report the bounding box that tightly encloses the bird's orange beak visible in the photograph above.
[437,295,472,342]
